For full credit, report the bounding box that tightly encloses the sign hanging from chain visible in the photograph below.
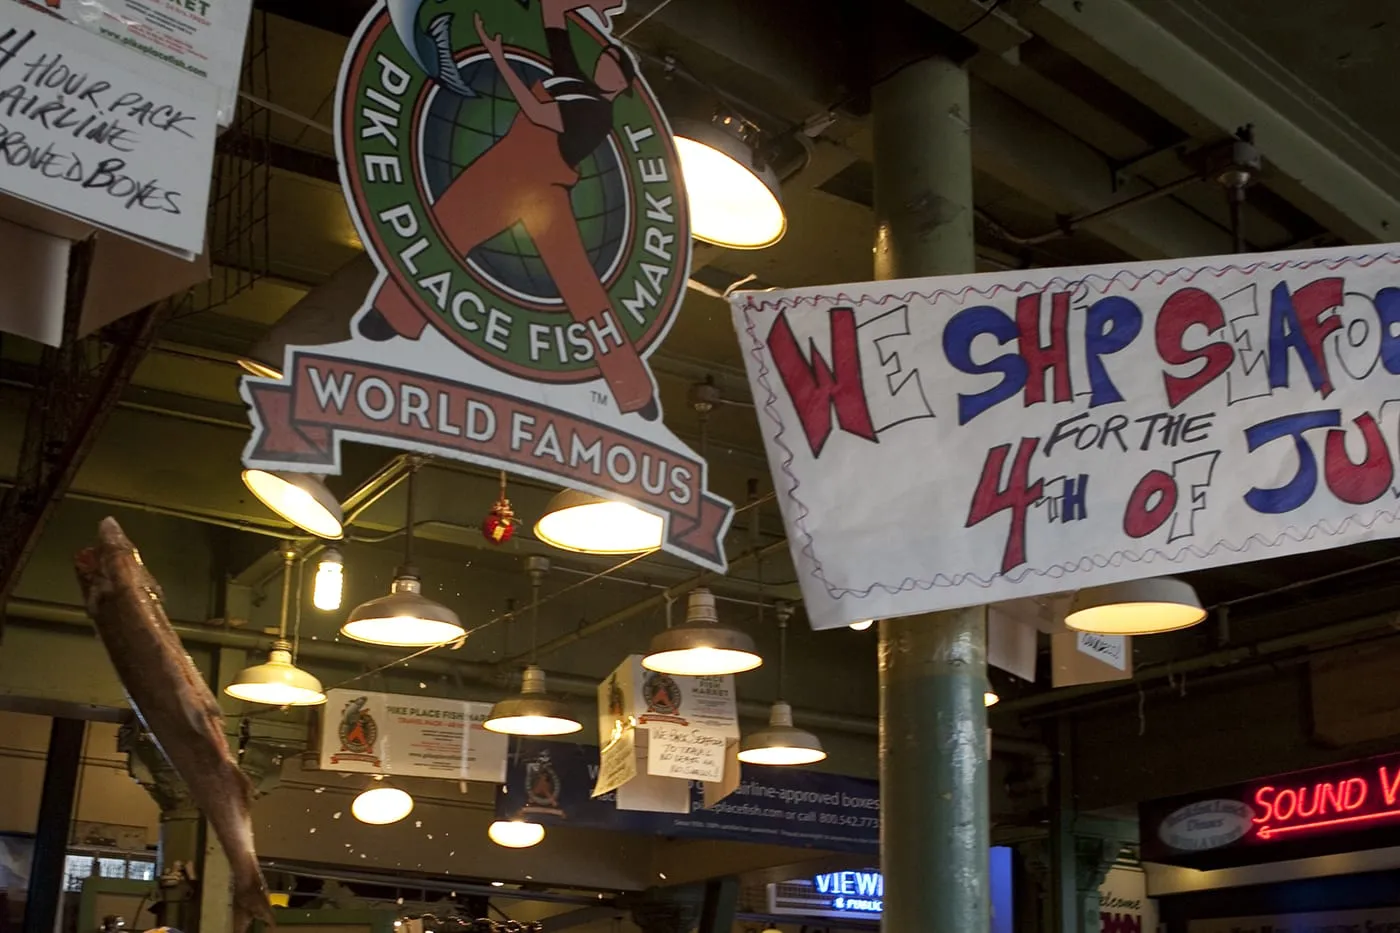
[239,0,734,571]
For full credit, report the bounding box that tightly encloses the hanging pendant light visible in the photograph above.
[352,775,414,825]
[849,619,874,631]
[242,469,345,540]
[673,114,787,250]
[485,557,582,736]
[341,463,465,647]
[488,819,545,848]
[984,688,1001,707]
[642,589,762,676]
[226,545,326,707]
[313,548,344,611]
[1064,576,1206,635]
[533,489,663,555]
[737,600,824,766]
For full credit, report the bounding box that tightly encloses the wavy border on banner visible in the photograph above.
[241,352,732,572]
[736,249,1400,605]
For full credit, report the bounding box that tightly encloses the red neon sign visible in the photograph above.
[1252,766,1400,840]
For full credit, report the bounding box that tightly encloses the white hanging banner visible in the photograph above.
[731,245,1400,629]
[0,2,217,257]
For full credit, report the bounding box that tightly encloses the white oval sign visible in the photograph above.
[1158,799,1254,852]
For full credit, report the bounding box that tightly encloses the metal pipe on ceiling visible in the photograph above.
[996,609,1400,716]
[976,173,1201,247]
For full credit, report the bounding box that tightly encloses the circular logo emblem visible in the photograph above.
[1157,799,1253,852]
[643,671,680,716]
[338,0,690,387]
[339,699,379,755]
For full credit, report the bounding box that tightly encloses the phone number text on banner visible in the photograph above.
[730,246,1400,630]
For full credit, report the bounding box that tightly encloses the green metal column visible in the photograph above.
[872,52,987,933]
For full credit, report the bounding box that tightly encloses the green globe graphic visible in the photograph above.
[420,55,629,304]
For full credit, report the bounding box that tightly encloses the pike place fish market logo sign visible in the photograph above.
[239,0,734,572]
[640,671,681,722]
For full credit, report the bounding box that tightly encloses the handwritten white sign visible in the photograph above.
[646,723,727,782]
[22,0,254,125]
[592,727,637,798]
[0,3,216,256]
[732,245,1400,629]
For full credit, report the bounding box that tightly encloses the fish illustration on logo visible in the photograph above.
[522,750,565,816]
[332,695,383,766]
[341,0,683,420]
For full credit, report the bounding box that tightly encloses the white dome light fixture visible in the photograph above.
[737,600,824,767]
[1065,576,1206,636]
[242,469,345,540]
[488,819,545,849]
[849,619,874,632]
[352,777,414,825]
[341,464,466,648]
[673,115,786,250]
[533,489,663,556]
[225,545,326,707]
[642,589,762,677]
[484,558,582,736]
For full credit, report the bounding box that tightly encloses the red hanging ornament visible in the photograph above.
[482,472,517,545]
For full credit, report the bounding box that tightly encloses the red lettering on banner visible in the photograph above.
[1017,291,1073,406]
[1324,412,1393,505]
[1293,278,1345,397]
[1101,914,1141,933]
[1156,287,1234,408]
[766,308,876,457]
[966,438,1044,573]
[1123,470,1178,538]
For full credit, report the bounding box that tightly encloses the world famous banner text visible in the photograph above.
[242,350,731,570]
[731,245,1400,629]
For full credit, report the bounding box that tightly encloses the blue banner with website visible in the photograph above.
[496,740,880,853]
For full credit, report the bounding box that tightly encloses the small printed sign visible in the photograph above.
[1077,632,1127,671]
[318,688,507,783]
[16,0,254,124]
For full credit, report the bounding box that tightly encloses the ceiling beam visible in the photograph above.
[1021,0,1400,243]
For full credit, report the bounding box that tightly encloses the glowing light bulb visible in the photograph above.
[314,549,344,611]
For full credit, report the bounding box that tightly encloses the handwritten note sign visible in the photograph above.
[732,245,1400,628]
[646,724,727,782]
[0,4,215,256]
[1077,633,1127,671]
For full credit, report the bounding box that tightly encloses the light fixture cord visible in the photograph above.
[292,553,305,660]
[278,542,294,641]
[404,463,418,570]
[530,580,541,665]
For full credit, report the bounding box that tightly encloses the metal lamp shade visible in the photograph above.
[1064,576,1206,635]
[738,701,826,766]
[238,254,379,380]
[483,666,582,736]
[223,640,326,707]
[672,117,786,249]
[533,489,664,555]
[242,469,345,539]
[341,575,465,647]
[642,589,762,676]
